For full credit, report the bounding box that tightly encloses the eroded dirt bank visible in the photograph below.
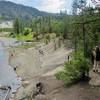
[9,41,72,100]
[9,43,100,100]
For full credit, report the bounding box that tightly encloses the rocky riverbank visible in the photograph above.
[9,42,100,100]
[9,41,72,100]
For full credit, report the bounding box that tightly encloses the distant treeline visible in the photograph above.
[0,28,13,32]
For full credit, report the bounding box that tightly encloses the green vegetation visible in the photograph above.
[0,1,49,20]
[56,51,91,85]
[55,0,100,85]
[13,18,20,34]
[0,28,13,32]
[1,0,99,85]
[16,33,33,41]
[23,28,32,36]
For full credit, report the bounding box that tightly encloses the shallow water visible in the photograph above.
[0,38,21,99]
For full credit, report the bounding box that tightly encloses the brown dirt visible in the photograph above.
[35,75,100,100]
[9,43,100,100]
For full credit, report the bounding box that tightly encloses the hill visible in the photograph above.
[0,1,50,20]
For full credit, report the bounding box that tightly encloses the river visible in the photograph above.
[0,37,21,99]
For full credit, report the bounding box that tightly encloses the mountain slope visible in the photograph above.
[0,1,49,20]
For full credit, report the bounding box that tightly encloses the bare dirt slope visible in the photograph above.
[9,42,100,100]
[34,65,100,100]
[36,76,100,100]
[10,47,72,79]
[9,43,72,100]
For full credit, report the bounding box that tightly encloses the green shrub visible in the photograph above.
[9,32,15,38]
[23,28,32,36]
[56,51,91,85]
[33,32,39,40]
[45,34,50,42]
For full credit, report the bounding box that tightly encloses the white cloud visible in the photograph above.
[6,0,72,13]
[38,0,66,13]
[5,0,95,13]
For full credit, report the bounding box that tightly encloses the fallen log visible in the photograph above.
[0,85,11,90]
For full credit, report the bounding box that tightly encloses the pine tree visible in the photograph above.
[13,18,20,34]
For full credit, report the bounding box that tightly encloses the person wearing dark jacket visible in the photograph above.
[93,46,100,72]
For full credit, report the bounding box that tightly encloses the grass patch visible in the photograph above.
[16,33,33,41]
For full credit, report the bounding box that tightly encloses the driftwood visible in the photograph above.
[0,85,11,90]
[0,85,11,100]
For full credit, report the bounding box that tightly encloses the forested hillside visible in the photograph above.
[0,1,50,20]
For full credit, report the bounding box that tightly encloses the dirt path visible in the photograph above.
[34,68,100,100]
[39,77,100,100]
[89,68,100,86]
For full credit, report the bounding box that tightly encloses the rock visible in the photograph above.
[89,69,100,86]
[22,80,30,87]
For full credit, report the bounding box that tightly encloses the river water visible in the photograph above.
[0,38,21,99]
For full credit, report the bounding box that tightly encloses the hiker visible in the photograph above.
[93,46,100,72]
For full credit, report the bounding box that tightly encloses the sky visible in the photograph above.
[4,0,95,13]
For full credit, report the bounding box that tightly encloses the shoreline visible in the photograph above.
[8,47,41,99]
[8,43,100,100]
[0,38,22,100]
[10,41,72,100]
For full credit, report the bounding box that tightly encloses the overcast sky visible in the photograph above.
[5,0,94,13]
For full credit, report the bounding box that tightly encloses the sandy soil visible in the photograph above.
[32,76,100,100]
[9,42,72,100]
[9,43,100,100]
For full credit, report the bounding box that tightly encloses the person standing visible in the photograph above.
[95,46,100,72]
